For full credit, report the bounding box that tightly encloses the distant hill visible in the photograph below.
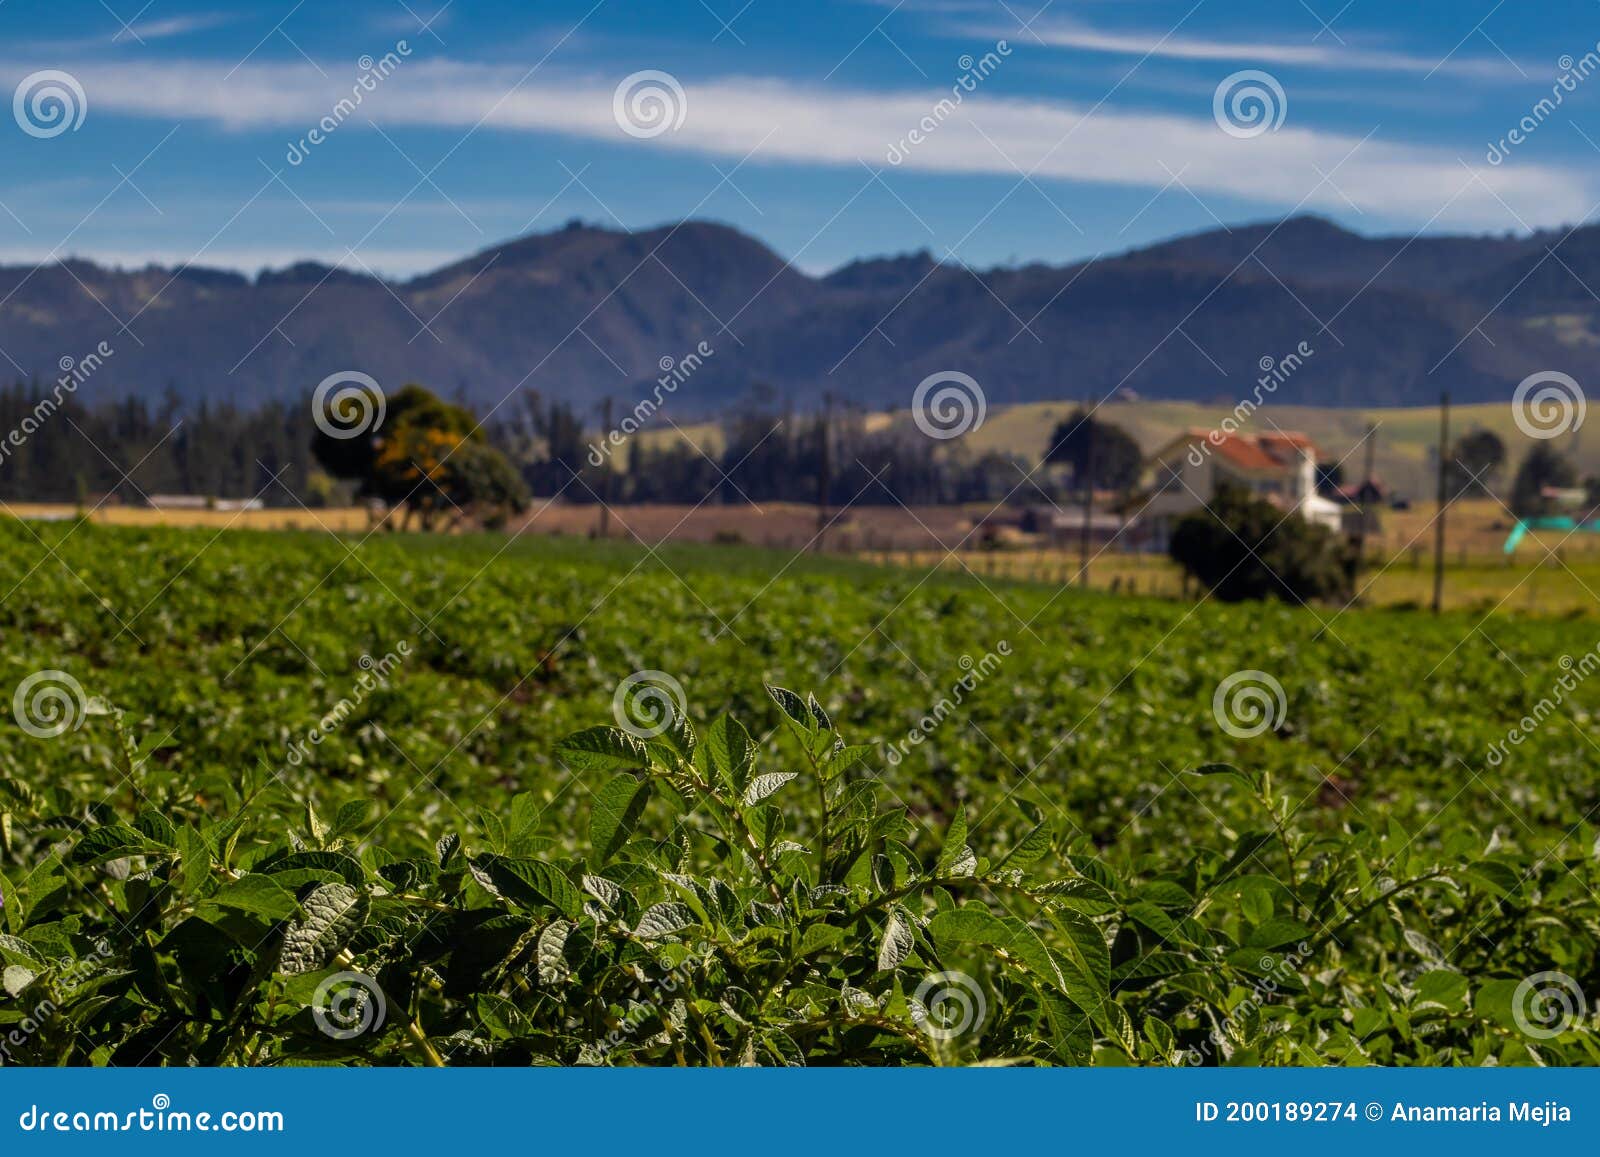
[1121,215,1547,293]
[2,214,1592,413]
[643,398,1571,504]
[951,399,1572,502]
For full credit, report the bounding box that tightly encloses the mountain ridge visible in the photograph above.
[2,214,1592,414]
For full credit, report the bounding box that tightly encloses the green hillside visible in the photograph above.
[639,399,1577,500]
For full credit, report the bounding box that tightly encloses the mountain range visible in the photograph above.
[3,214,1594,415]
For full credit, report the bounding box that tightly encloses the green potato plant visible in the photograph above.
[3,687,1597,1066]
[2,523,1600,1066]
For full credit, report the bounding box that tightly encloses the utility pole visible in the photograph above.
[597,396,613,540]
[1432,391,1450,615]
[1354,420,1377,563]
[1078,405,1095,586]
[815,392,832,552]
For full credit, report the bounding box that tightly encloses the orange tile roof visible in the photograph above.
[1256,431,1320,455]
[1166,429,1320,475]
[1209,435,1288,472]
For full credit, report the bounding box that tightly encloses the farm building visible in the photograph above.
[1017,505,1137,548]
[1137,428,1344,550]
[968,504,1138,549]
[1332,476,1389,538]
[146,495,266,512]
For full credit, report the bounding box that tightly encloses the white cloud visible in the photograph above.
[966,17,1524,80]
[5,57,1586,229]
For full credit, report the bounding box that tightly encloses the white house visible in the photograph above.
[1137,428,1345,550]
[146,495,266,512]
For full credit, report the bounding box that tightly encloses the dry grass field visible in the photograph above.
[512,500,985,550]
[868,498,1600,616]
[0,502,376,532]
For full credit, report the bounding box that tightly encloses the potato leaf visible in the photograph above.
[278,883,368,975]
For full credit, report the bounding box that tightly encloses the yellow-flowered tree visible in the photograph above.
[313,383,529,531]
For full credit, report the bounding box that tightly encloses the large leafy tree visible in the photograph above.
[312,383,528,531]
[1509,442,1577,518]
[1043,409,1143,492]
[1447,428,1506,498]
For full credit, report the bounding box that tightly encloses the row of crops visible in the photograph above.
[1,519,1597,1064]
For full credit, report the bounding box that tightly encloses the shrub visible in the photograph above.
[1169,483,1352,603]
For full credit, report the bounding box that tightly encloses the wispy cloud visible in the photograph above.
[121,13,234,42]
[372,4,454,36]
[963,17,1525,80]
[23,12,235,53]
[6,57,1583,229]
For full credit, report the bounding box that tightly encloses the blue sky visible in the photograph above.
[3,0,1600,277]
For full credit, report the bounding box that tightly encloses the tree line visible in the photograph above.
[0,382,1123,514]
[496,387,1107,508]
[4,373,1588,525]
[0,385,325,506]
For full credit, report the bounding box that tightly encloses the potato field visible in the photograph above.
[1,520,1596,1065]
